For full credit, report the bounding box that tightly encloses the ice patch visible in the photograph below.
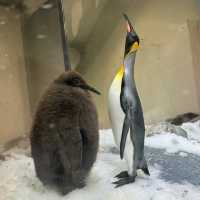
[181,121,200,142]
[145,121,200,156]
[145,133,200,155]
[179,152,188,157]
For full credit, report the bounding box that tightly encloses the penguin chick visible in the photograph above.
[30,71,100,195]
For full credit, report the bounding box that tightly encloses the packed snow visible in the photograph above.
[0,122,200,200]
[145,133,200,155]
[181,121,200,142]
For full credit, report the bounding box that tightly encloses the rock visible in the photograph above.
[166,112,199,125]
[146,122,188,138]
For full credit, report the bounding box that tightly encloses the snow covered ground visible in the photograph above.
[0,121,200,200]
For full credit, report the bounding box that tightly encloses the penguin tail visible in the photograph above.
[138,158,150,176]
[142,165,150,176]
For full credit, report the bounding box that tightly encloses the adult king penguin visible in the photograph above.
[108,14,150,187]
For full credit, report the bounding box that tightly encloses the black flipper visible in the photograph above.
[128,108,150,176]
[58,126,83,172]
[120,112,130,159]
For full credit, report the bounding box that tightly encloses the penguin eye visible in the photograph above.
[73,78,81,85]
[65,77,80,86]
[131,34,139,44]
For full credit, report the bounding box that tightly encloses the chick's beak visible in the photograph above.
[81,84,101,95]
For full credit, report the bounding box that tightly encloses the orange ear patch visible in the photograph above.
[129,42,140,53]
[127,22,131,33]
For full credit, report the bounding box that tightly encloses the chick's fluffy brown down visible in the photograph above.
[30,71,99,195]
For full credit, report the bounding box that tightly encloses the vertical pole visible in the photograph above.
[57,0,71,70]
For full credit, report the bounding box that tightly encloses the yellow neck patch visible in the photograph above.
[114,65,124,81]
[113,42,139,81]
[129,42,140,53]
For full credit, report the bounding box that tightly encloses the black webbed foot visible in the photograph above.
[113,176,135,188]
[115,171,129,178]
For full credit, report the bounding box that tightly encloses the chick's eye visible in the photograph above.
[73,78,80,84]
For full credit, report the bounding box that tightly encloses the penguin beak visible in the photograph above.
[81,84,101,95]
[123,13,134,33]
[123,13,140,55]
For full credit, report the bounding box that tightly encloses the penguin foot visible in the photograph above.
[113,176,135,188]
[115,171,129,178]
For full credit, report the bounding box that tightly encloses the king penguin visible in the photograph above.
[30,71,100,195]
[108,14,150,187]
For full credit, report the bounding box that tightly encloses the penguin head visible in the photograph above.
[123,13,140,57]
[56,71,101,95]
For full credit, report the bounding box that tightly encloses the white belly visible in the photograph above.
[108,78,134,175]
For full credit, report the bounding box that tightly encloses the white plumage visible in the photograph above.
[108,73,134,175]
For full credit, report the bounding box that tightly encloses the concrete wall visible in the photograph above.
[62,0,108,46]
[188,19,200,108]
[78,0,200,127]
[23,0,108,113]
[23,4,65,112]
[0,6,31,144]
[23,0,200,129]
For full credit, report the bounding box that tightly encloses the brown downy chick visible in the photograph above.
[30,71,100,195]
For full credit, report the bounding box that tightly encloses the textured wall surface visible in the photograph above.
[77,0,200,127]
[188,19,200,109]
[0,6,31,144]
[23,0,108,113]
[23,0,200,129]
[23,5,64,112]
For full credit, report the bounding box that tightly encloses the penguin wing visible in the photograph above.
[58,126,83,172]
[120,110,131,159]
